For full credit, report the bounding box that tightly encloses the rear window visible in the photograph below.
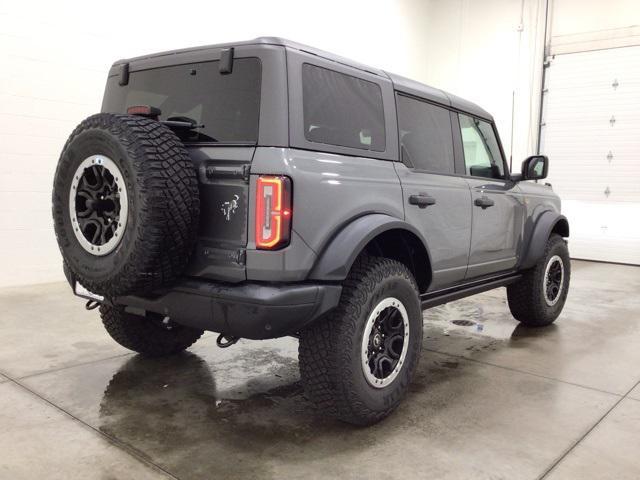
[302,64,385,152]
[102,58,261,143]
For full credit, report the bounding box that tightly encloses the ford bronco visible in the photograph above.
[52,37,570,425]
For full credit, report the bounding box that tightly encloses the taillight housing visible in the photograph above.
[255,175,292,250]
[126,105,161,120]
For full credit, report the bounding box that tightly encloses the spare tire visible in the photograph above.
[52,113,199,297]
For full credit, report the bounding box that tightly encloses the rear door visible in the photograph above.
[394,94,472,290]
[454,113,524,278]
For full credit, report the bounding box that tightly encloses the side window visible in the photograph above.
[302,64,385,151]
[458,114,505,179]
[396,94,454,174]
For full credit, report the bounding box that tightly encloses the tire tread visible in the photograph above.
[299,256,421,425]
[100,305,203,357]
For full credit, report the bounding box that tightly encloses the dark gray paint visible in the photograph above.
[308,214,431,281]
[108,37,491,129]
[515,181,566,269]
[464,179,524,278]
[393,163,472,289]
[247,147,404,281]
[101,38,568,322]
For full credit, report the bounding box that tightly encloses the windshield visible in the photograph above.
[102,58,261,143]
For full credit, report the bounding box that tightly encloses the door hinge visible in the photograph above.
[235,249,246,265]
[242,164,251,182]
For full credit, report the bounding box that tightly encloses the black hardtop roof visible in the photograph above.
[114,37,493,121]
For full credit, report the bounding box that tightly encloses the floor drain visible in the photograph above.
[451,319,476,327]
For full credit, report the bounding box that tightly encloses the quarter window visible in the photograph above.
[302,64,385,151]
[396,94,454,174]
[458,114,505,179]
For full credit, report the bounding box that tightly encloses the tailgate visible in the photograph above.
[184,146,254,282]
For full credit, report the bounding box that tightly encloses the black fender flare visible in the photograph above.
[519,211,570,270]
[308,213,432,281]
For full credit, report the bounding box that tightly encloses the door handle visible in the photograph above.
[474,196,495,209]
[409,194,437,208]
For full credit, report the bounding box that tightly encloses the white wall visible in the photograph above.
[419,0,547,168]
[0,0,429,287]
[551,0,640,38]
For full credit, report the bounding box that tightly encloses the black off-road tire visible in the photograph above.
[299,256,423,426]
[52,113,199,297]
[507,234,570,327]
[100,305,203,357]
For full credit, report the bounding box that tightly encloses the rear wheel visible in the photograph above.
[299,256,422,425]
[507,234,571,326]
[100,305,204,357]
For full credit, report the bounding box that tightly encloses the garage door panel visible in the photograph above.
[541,46,640,264]
[562,200,640,265]
[543,47,640,86]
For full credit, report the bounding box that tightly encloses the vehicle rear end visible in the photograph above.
[67,40,339,341]
[101,42,289,284]
[53,39,420,426]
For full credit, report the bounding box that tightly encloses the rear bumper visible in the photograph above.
[112,279,342,340]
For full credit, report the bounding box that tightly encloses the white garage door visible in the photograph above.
[540,46,640,265]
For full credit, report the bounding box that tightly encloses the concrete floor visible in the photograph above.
[1,260,639,480]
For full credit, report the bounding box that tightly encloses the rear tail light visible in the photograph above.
[255,176,292,250]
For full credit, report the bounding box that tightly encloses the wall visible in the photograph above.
[419,0,547,169]
[550,0,640,38]
[0,0,428,287]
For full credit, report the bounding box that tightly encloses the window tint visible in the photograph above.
[458,114,505,179]
[396,94,454,174]
[302,64,385,151]
[102,58,261,143]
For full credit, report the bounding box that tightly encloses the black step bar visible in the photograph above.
[421,273,522,310]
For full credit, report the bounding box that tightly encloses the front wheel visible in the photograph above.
[507,234,571,327]
[299,256,423,425]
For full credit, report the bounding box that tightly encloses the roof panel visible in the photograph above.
[113,37,493,121]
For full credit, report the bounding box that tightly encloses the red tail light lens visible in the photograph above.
[126,105,161,119]
[255,176,292,250]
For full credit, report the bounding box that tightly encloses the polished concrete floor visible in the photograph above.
[1,260,639,480]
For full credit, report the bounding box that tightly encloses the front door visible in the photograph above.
[456,113,524,278]
[395,94,472,290]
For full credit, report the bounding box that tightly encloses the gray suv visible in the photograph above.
[52,37,570,425]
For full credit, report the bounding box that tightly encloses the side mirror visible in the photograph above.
[520,155,549,181]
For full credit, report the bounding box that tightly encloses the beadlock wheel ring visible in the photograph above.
[543,254,565,306]
[69,155,128,256]
[361,297,410,389]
